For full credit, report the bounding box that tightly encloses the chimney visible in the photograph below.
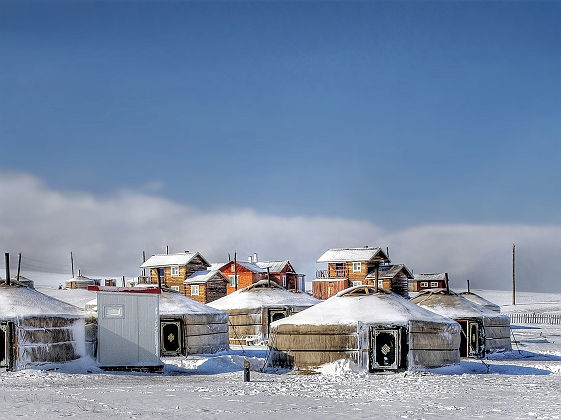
[253,253,258,263]
[248,256,253,263]
[184,250,190,253]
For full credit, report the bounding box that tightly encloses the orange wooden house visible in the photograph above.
[255,259,305,292]
[214,260,268,295]
[140,252,228,303]
[312,247,394,300]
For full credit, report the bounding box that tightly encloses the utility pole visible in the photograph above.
[234,252,238,290]
[5,253,10,286]
[267,267,271,288]
[512,243,516,305]
[16,253,22,282]
[467,279,470,293]
[142,251,146,278]
[166,245,169,255]
[70,251,75,278]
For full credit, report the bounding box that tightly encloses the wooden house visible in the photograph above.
[183,270,228,304]
[254,260,305,292]
[269,285,461,371]
[140,252,214,297]
[367,264,413,299]
[214,260,268,295]
[409,273,449,293]
[312,247,392,300]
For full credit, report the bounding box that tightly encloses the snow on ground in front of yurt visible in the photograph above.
[1,290,561,419]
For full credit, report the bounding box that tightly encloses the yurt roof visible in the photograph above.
[208,280,320,311]
[458,292,501,311]
[66,275,94,283]
[0,285,83,319]
[272,285,455,327]
[411,290,502,319]
[84,290,226,317]
[37,286,98,309]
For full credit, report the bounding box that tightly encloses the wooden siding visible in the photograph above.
[148,255,211,297]
[220,263,268,295]
[312,279,349,300]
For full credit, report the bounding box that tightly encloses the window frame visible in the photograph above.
[352,280,363,287]
[170,265,180,277]
[352,262,362,273]
[420,281,429,288]
[430,281,439,288]
[228,275,239,287]
[190,284,200,296]
[171,285,180,292]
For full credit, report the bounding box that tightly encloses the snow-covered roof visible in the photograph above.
[140,252,210,268]
[411,291,507,320]
[184,270,227,285]
[459,292,501,312]
[271,285,456,327]
[413,273,448,281]
[366,264,413,279]
[317,247,389,263]
[212,261,266,273]
[0,285,83,319]
[255,261,292,273]
[37,286,98,309]
[66,275,95,284]
[208,280,319,311]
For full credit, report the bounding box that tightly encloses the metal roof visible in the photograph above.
[366,264,413,279]
[184,270,227,285]
[317,247,389,263]
[255,260,291,273]
[140,252,210,268]
[413,273,448,281]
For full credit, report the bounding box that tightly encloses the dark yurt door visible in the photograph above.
[468,321,480,356]
[370,328,400,370]
[160,320,183,356]
[268,308,290,324]
[0,323,6,367]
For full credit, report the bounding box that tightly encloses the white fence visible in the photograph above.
[508,313,561,325]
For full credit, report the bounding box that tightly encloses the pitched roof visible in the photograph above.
[213,261,266,273]
[140,252,210,268]
[184,270,227,285]
[317,247,390,263]
[366,264,413,279]
[255,260,293,273]
[413,273,448,281]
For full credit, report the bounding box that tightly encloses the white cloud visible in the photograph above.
[1,172,559,292]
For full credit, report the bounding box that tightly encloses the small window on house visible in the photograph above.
[171,285,180,292]
[191,285,200,296]
[170,266,180,277]
[282,275,287,287]
[228,275,238,287]
[378,279,384,288]
[430,281,439,288]
[231,263,236,271]
[420,281,429,288]
[352,262,362,272]
[352,280,362,287]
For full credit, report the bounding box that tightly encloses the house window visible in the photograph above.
[170,266,180,277]
[352,262,362,272]
[282,275,287,287]
[378,280,384,289]
[171,285,180,292]
[191,285,200,296]
[420,282,429,288]
[229,275,238,287]
[103,305,124,319]
[430,281,439,288]
[352,281,362,287]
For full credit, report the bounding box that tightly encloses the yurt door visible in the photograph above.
[468,321,480,356]
[160,320,183,356]
[458,320,469,357]
[370,328,400,370]
[0,323,6,368]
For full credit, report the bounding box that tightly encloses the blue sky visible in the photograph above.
[1,0,561,227]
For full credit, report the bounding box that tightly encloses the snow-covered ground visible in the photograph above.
[1,290,561,419]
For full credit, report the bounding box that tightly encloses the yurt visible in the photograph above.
[0,284,85,371]
[86,288,229,356]
[459,292,501,313]
[65,274,97,289]
[208,280,320,345]
[269,285,461,371]
[411,290,511,357]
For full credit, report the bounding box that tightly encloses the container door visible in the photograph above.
[468,321,480,356]
[161,320,183,356]
[370,328,400,370]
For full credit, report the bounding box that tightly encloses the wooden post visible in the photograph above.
[166,245,169,255]
[122,275,125,287]
[374,262,379,293]
[467,279,470,293]
[157,269,162,290]
[512,243,516,306]
[4,253,10,286]
[445,273,450,294]
[16,253,21,282]
[234,252,238,291]
[70,251,75,278]
[142,251,146,277]
[267,267,271,288]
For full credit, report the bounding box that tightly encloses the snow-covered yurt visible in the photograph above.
[411,291,511,357]
[459,292,501,313]
[0,284,85,371]
[86,288,229,356]
[269,285,461,371]
[208,280,320,345]
[65,274,97,289]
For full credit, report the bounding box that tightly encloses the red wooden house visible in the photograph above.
[255,260,305,292]
[410,273,449,293]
